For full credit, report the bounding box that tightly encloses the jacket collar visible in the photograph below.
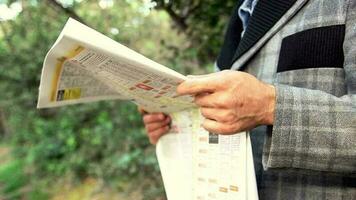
[216,0,244,70]
[217,0,309,71]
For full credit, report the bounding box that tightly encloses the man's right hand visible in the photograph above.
[141,110,171,145]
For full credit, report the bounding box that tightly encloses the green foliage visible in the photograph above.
[0,159,48,200]
[153,0,236,65]
[0,0,233,199]
[0,160,27,199]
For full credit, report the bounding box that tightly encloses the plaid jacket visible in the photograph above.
[216,0,356,199]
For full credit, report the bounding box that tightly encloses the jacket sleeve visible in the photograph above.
[262,0,356,173]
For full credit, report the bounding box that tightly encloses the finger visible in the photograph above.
[143,113,166,124]
[200,107,232,122]
[145,117,171,132]
[176,77,218,96]
[200,107,220,121]
[194,93,217,107]
[202,118,238,135]
[148,126,170,145]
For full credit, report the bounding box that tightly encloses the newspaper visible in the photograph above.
[37,18,258,200]
[37,18,193,113]
[156,109,258,200]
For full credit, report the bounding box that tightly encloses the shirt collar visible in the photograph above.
[240,0,259,15]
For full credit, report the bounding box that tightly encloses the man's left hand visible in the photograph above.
[177,70,276,134]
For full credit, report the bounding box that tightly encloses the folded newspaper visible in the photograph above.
[37,18,258,200]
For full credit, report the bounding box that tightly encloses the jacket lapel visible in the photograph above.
[216,0,244,70]
[231,0,309,71]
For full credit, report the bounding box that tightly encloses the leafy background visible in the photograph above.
[0,0,235,199]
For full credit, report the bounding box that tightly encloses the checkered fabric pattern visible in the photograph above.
[232,0,356,199]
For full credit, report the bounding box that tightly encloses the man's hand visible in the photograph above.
[139,108,171,145]
[177,70,276,134]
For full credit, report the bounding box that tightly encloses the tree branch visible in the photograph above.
[153,0,202,33]
[164,5,188,31]
[153,0,187,31]
[46,0,87,25]
[184,0,201,18]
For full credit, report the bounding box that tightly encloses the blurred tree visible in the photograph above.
[0,0,236,199]
[46,0,86,24]
[0,1,173,198]
[153,0,236,65]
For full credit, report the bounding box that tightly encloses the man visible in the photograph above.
[142,0,356,199]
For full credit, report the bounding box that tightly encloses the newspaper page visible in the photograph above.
[156,109,258,200]
[38,18,258,200]
[247,133,259,200]
[38,18,194,113]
